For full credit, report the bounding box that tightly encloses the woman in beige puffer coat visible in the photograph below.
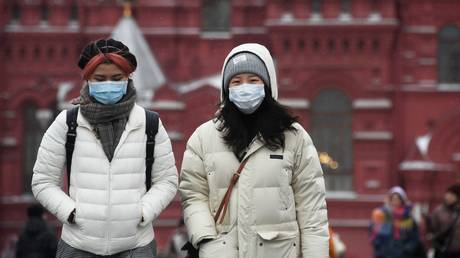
[179,43,329,258]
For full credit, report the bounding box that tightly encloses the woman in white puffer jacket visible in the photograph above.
[32,38,178,257]
[179,43,329,258]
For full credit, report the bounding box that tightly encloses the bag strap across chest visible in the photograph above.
[214,159,249,224]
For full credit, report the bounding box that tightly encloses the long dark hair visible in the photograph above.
[215,88,298,159]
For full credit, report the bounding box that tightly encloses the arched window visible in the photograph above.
[311,90,353,191]
[342,39,350,52]
[312,0,322,14]
[34,46,41,59]
[70,3,79,23]
[11,3,21,23]
[283,39,291,53]
[22,105,39,193]
[40,4,49,23]
[370,0,381,13]
[341,0,351,14]
[202,0,230,32]
[47,47,54,59]
[298,39,305,51]
[61,46,68,59]
[19,46,26,59]
[438,25,460,84]
[22,105,53,193]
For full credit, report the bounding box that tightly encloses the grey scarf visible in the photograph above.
[74,80,136,161]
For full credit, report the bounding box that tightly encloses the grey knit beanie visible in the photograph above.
[223,52,270,91]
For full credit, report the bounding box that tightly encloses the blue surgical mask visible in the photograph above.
[228,83,265,114]
[88,80,128,105]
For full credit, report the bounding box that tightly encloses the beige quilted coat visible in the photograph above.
[179,43,329,258]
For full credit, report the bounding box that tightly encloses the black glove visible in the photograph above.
[181,241,199,258]
[67,209,76,224]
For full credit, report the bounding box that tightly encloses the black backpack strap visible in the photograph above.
[65,107,79,191]
[145,109,159,191]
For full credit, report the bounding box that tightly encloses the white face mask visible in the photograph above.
[228,83,265,114]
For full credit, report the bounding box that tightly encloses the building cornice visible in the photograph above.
[353,131,393,141]
[265,17,399,27]
[399,160,454,171]
[352,99,393,110]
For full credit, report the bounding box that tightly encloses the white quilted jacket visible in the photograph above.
[32,104,178,255]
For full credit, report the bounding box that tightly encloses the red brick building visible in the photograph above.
[1,1,460,257]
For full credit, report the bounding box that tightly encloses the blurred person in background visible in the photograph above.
[16,204,57,258]
[370,186,426,258]
[179,43,329,258]
[31,38,178,257]
[167,217,188,258]
[1,235,17,258]
[429,183,460,258]
[329,227,346,258]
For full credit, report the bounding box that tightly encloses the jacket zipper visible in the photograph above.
[106,161,112,254]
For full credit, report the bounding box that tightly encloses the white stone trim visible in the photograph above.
[352,99,392,109]
[402,83,460,92]
[278,98,310,109]
[399,160,453,171]
[418,58,436,66]
[136,0,180,7]
[35,109,53,129]
[4,110,16,119]
[353,131,393,140]
[439,83,460,91]
[452,153,460,161]
[402,85,433,91]
[338,13,352,22]
[58,102,73,110]
[148,100,186,110]
[329,219,370,228]
[175,74,221,94]
[200,31,232,39]
[234,1,266,7]
[1,137,17,147]
[404,25,437,34]
[4,24,80,33]
[403,75,414,83]
[309,13,323,22]
[83,26,202,35]
[265,18,398,27]
[142,27,200,35]
[365,179,381,189]
[402,50,416,59]
[419,80,437,84]
[326,191,356,199]
[280,12,295,23]
[58,100,187,111]
[0,194,36,204]
[327,193,386,202]
[368,12,382,22]
[167,131,184,141]
[231,27,267,34]
[84,26,113,34]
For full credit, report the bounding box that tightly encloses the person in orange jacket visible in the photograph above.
[329,227,337,258]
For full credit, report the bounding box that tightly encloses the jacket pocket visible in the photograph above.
[137,190,144,226]
[199,227,238,258]
[256,231,299,258]
[74,201,86,234]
